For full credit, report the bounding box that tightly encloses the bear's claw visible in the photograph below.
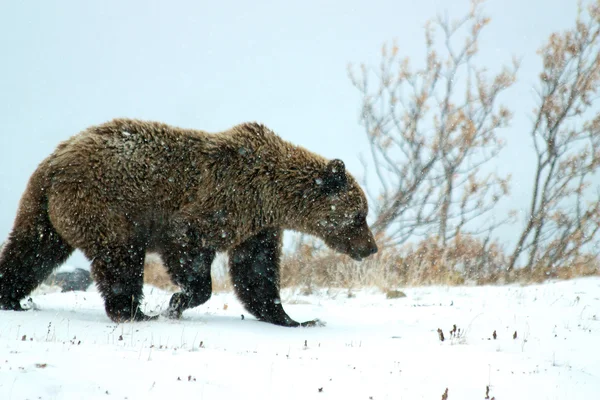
[0,302,27,311]
[163,307,183,320]
[108,310,159,323]
[299,319,326,328]
[0,297,32,311]
[134,312,160,322]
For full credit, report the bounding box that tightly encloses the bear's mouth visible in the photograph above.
[331,243,365,261]
[348,243,378,261]
[349,253,364,262]
[325,238,377,261]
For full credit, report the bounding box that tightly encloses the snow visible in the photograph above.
[1,278,599,400]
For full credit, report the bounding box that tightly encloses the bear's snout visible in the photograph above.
[349,240,378,261]
[368,243,378,255]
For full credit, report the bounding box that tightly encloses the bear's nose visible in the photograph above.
[369,243,378,255]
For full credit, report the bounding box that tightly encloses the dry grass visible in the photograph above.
[279,235,600,291]
[143,253,231,293]
[511,255,600,283]
[143,254,179,291]
[142,235,600,293]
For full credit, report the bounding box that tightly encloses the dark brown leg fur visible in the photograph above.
[229,228,320,327]
[162,246,215,319]
[90,244,156,322]
[0,216,73,311]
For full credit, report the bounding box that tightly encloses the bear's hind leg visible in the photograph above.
[229,228,320,327]
[0,221,73,311]
[90,245,156,322]
[161,246,215,319]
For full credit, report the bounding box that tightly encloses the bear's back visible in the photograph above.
[46,119,213,213]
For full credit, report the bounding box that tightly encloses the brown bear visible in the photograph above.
[0,119,377,326]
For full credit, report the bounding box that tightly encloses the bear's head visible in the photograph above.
[303,159,378,261]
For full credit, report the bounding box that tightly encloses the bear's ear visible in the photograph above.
[321,159,348,194]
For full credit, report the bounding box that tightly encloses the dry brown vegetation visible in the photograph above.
[143,253,232,292]
[143,254,179,291]
[278,235,599,291]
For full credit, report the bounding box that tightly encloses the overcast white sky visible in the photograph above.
[0,0,581,267]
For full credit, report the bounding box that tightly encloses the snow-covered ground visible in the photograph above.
[1,278,599,400]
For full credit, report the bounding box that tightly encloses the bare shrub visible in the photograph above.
[508,0,600,271]
[348,0,515,248]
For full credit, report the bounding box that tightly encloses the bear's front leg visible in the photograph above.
[161,246,216,319]
[91,245,158,322]
[229,228,321,327]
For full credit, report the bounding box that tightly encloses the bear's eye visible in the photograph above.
[353,212,366,226]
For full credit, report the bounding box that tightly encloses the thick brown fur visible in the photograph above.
[0,119,377,325]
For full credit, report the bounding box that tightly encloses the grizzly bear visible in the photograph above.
[0,119,378,326]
